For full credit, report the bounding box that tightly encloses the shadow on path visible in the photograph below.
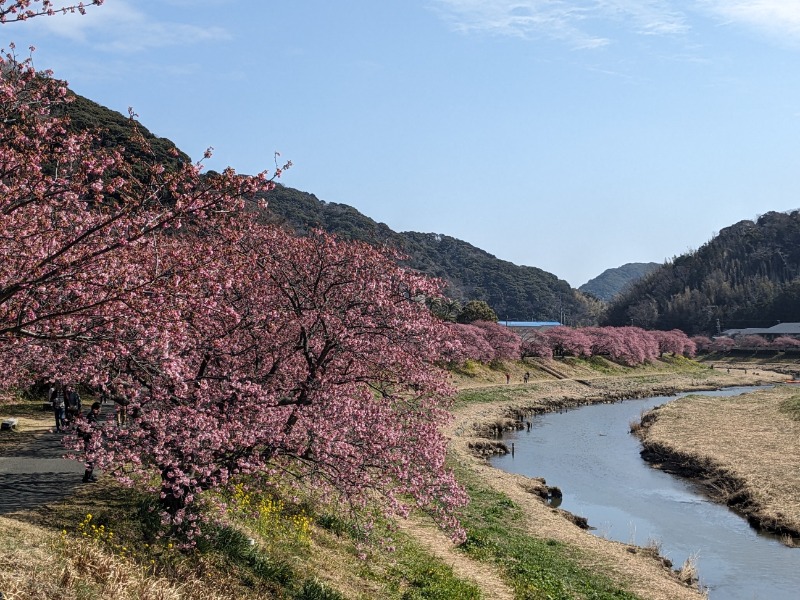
[0,429,86,515]
[0,471,84,515]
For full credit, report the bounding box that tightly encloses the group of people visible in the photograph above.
[49,382,82,433]
[505,371,531,384]
[48,382,102,483]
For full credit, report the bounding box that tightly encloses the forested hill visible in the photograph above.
[63,91,592,322]
[579,262,660,301]
[263,185,594,323]
[64,94,190,168]
[603,211,800,335]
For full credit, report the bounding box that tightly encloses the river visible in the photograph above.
[490,387,798,600]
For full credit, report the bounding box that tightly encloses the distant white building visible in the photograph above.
[500,321,561,336]
[720,322,800,340]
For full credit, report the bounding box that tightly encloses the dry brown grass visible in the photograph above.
[0,394,52,452]
[639,385,800,540]
[0,516,251,600]
[677,552,700,587]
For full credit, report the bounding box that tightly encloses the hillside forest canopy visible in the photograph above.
[42,87,603,326]
[604,211,800,335]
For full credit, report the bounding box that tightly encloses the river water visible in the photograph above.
[490,387,798,600]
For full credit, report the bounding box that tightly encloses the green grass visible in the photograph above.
[584,356,626,375]
[659,355,708,371]
[40,475,484,600]
[779,394,800,421]
[376,537,482,600]
[454,465,641,600]
[315,508,482,599]
[451,359,481,377]
[455,387,523,406]
[0,395,52,419]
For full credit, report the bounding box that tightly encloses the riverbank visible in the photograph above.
[637,384,800,543]
[447,357,786,600]
[0,358,790,599]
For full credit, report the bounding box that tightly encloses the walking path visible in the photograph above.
[0,420,86,515]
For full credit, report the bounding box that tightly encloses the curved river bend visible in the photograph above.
[490,387,798,600]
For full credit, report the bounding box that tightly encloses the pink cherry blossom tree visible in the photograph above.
[709,336,735,352]
[470,320,522,361]
[772,336,800,350]
[523,326,695,365]
[0,48,277,388]
[543,326,592,357]
[690,335,713,353]
[1,22,466,540]
[520,332,553,359]
[581,327,659,366]
[735,334,769,349]
[652,329,696,357]
[70,227,467,540]
[447,323,495,363]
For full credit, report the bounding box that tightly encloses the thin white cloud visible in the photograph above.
[431,1,688,48]
[20,0,230,53]
[702,1,800,43]
[600,1,688,35]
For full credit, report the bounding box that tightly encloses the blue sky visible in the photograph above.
[6,1,800,287]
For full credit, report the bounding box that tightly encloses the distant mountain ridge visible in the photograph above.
[579,262,660,301]
[62,90,800,333]
[262,185,596,323]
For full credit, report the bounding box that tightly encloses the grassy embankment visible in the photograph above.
[0,355,784,599]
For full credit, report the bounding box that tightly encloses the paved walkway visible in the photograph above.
[0,427,86,515]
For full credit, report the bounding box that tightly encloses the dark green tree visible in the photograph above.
[457,300,498,324]
[428,297,462,322]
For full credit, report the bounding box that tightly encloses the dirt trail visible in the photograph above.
[396,517,515,600]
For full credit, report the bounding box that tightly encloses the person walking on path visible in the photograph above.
[82,402,101,483]
[49,383,66,433]
[64,385,81,426]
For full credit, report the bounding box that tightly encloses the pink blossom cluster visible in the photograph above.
[447,320,522,363]
[692,334,800,353]
[522,326,696,366]
[0,49,467,541]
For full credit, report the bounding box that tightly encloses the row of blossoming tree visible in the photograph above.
[448,324,697,367]
[691,335,800,353]
[1,2,467,542]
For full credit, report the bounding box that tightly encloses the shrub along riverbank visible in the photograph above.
[0,356,788,599]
